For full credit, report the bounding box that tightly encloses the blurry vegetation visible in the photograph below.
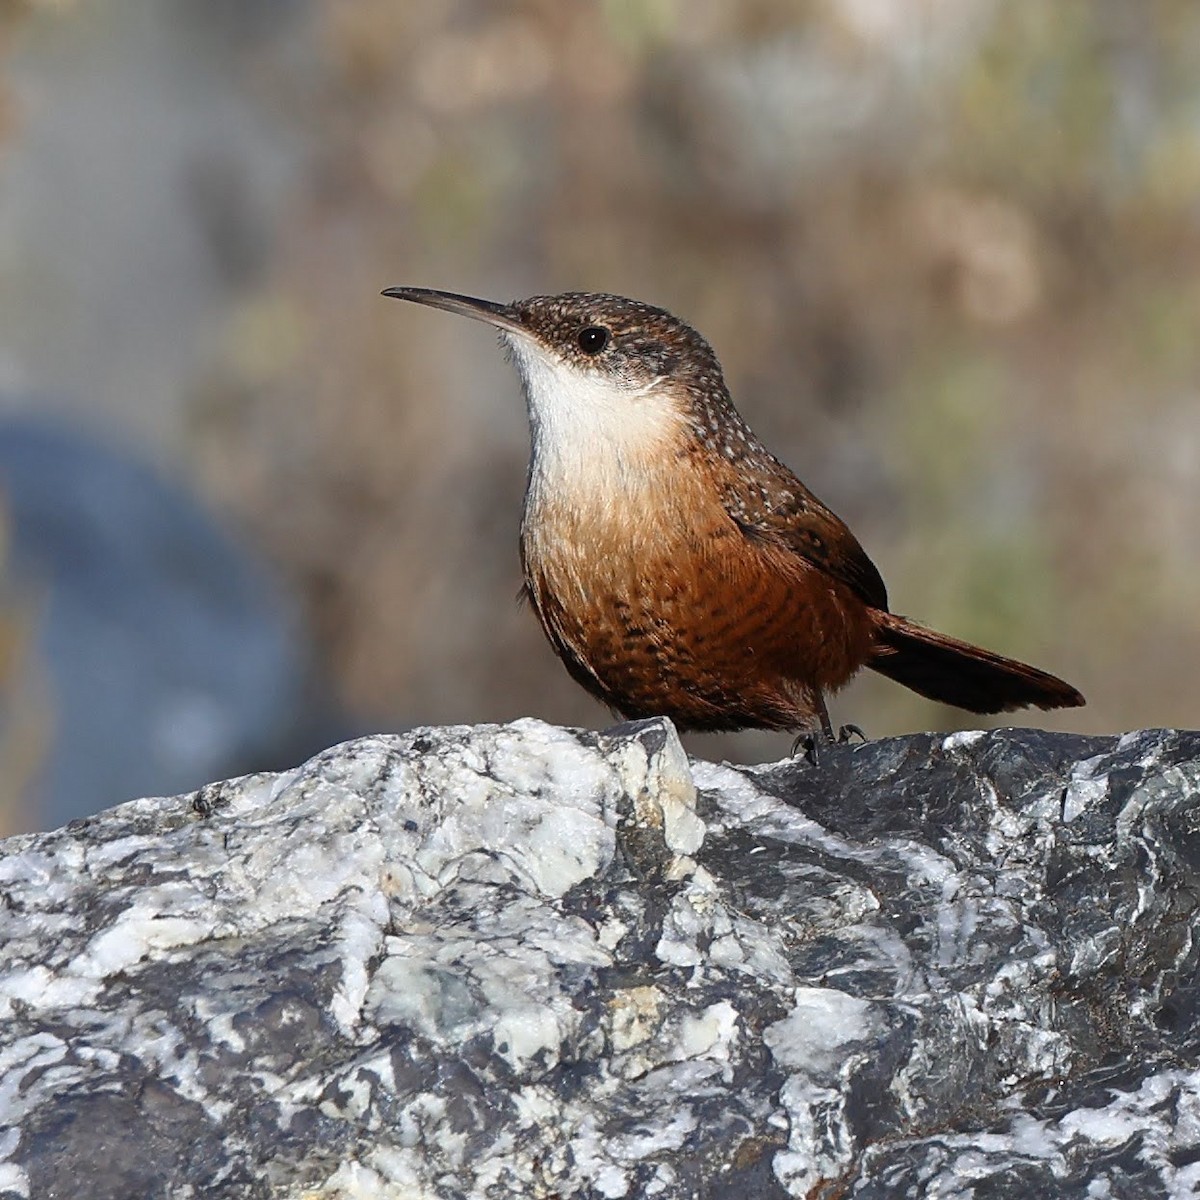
[0,0,59,832]
[188,0,1200,756]
[7,0,1200,767]
[0,503,51,835]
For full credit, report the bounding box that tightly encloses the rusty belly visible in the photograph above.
[523,523,874,732]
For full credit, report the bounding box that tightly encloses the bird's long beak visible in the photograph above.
[381,287,527,337]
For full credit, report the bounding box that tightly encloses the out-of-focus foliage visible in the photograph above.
[6,0,1200,771]
[0,502,50,837]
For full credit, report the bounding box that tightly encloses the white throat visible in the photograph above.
[505,334,684,513]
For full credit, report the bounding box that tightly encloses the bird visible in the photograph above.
[383,286,1084,744]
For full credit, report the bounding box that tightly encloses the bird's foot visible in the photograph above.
[790,730,820,765]
[790,723,868,765]
[790,729,836,766]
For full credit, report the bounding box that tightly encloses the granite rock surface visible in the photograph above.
[1,718,1198,1198]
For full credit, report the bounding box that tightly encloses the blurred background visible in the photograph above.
[0,0,1197,831]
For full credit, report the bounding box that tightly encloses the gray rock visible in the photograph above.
[0,718,1197,1198]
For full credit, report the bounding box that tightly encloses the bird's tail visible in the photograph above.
[867,610,1084,714]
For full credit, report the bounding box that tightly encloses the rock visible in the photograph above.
[0,717,1198,1198]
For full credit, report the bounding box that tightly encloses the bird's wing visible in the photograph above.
[719,472,889,611]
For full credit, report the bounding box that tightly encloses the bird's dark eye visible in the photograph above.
[577,325,610,354]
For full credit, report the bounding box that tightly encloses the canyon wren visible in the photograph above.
[383,287,1085,740]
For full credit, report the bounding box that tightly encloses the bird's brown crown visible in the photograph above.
[509,293,728,398]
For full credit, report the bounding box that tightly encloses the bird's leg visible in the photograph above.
[789,697,868,763]
[814,692,835,741]
[790,691,836,765]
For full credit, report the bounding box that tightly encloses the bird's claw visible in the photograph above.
[790,723,868,765]
[790,731,821,766]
